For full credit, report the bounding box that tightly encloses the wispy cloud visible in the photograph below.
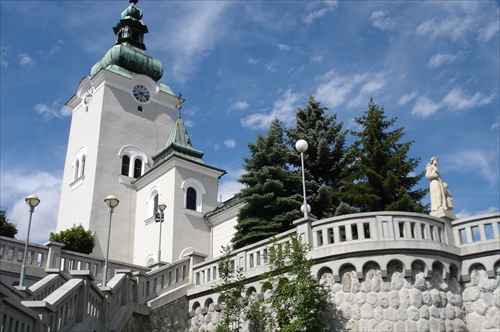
[411,88,495,117]
[398,92,418,106]
[1,46,9,68]
[478,21,500,43]
[310,55,322,63]
[230,101,249,111]
[37,40,64,58]
[315,70,387,109]
[35,101,72,120]
[428,52,462,68]
[241,89,301,130]
[19,53,35,67]
[159,2,232,82]
[223,139,236,148]
[416,16,474,41]
[446,150,499,185]
[370,10,396,31]
[411,96,441,118]
[278,43,290,51]
[303,1,338,24]
[442,88,495,111]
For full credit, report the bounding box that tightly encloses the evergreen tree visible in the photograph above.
[0,210,18,238]
[232,119,302,250]
[342,98,427,212]
[286,95,350,219]
[49,224,95,254]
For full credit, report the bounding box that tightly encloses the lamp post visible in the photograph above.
[295,139,310,218]
[19,194,40,287]
[156,203,166,263]
[103,195,119,287]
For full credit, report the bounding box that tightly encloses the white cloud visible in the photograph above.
[1,170,61,244]
[310,55,323,63]
[265,61,278,72]
[217,180,244,202]
[247,57,259,65]
[278,43,290,51]
[416,16,474,41]
[37,40,64,58]
[428,52,461,68]
[445,150,499,185]
[303,1,338,24]
[34,101,71,120]
[159,2,232,81]
[231,101,249,111]
[370,10,396,31]
[442,88,495,111]
[241,89,301,130]
[411,96,442,118]
[315,70,387,109]
[223,139,236,148]
[398,92,418,106]
[19,53,35,67]
[478,21,500,43]
[184,119,195,128]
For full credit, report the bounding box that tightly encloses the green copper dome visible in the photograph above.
[90,0,163,81]
[91,44,163,81]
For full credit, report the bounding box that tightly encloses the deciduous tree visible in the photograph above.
[0,210,17,238]
[49,224,95,254]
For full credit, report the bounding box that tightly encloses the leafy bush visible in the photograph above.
[49,224,95,254]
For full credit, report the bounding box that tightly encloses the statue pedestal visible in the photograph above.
[430,209,456,221]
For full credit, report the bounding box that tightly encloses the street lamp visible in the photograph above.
[19,194,40,287]
[103,195,119,287]
[156,203,167,263]
[295,139,310,218]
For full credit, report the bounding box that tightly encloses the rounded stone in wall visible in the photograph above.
[419,304,430,319]
[410,288,424,308]
[338,301,352,319]
[394,321,405,332]
[430,289,442,307]
[484,307,500,330]
[466,312,484,332]
[462,287,480,302]
[389,290,400,308]
[378,320,393,332]
[417,318,430,332]
[399,287,410,308]
[335,291,344,306]
[474,298,489,315]
[384,307,398,322]
[351,303,361,320]
[371,276,382,293]
[366,292,378,306]
[378,292,389,308]
[444,303,455,319]
[390,272,405,290]
[405,320,418,331]
[361,302,374,319]
[373,307,384,322]
[355,291,366,305]
[398,307,408,321]
[407,305,420,321]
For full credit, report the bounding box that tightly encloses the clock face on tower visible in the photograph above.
[133,84,150,103]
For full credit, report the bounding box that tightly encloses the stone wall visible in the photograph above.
[187,268,500,332]
[462,270,500,331]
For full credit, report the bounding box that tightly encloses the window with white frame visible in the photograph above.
[72,147,87,182]
[118,145,148,179]
[181,178,206,212]
[145,187,160,225]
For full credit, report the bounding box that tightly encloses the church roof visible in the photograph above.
[152,106,205,166]
[90,0,163,81]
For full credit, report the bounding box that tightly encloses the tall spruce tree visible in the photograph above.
[286,95,350,219]
[232,119,302,249]
[342,98,427,212]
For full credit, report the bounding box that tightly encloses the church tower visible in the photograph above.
[57,0,224,265]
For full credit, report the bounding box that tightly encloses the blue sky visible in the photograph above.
[1,0,499,244]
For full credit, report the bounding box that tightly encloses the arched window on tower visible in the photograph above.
[70,147,88,190]
[74,160,80,181]
[121,155,130,176]
[134,159,143,179]
[186,187,197,210]
[153,193,159,216]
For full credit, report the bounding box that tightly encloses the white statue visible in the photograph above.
[425,157,453,212]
